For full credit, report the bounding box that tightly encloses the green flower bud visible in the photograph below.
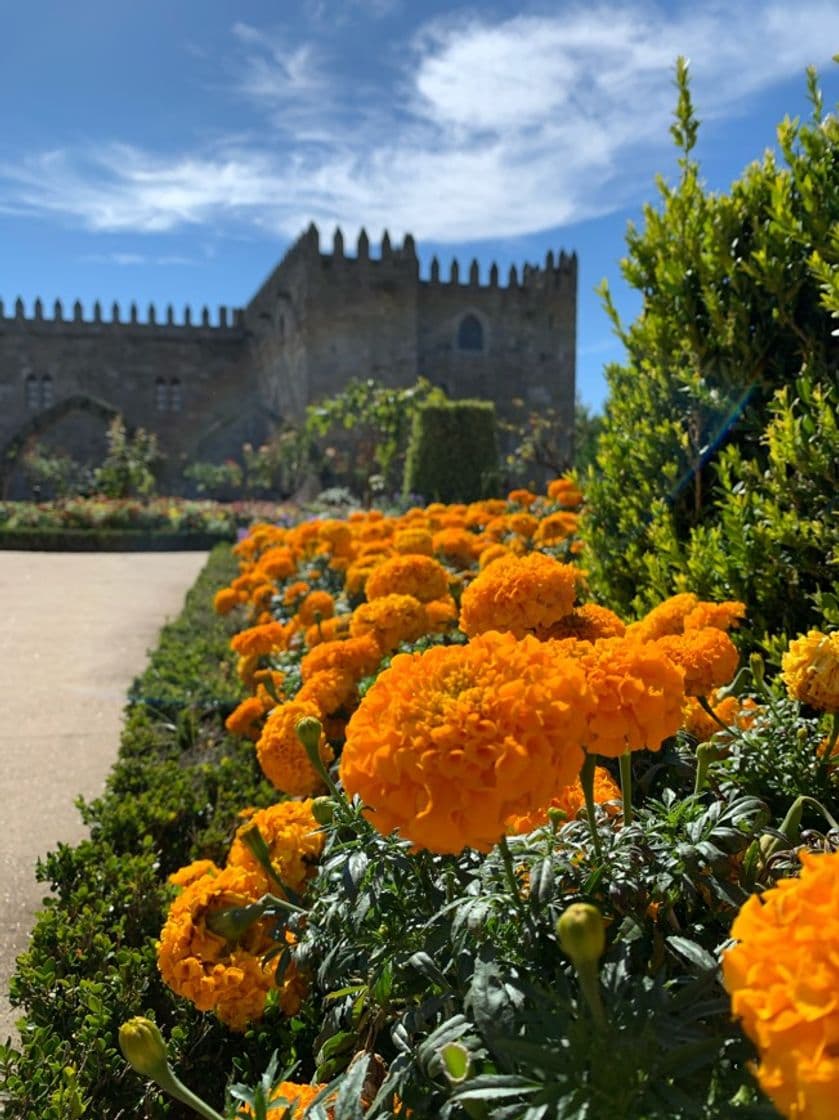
[295,716,324,754]
[749,652,765,690]
[440,1041,472,1084]
[311,796,336,825]
[119,1017,170,1080]
[556,902,606,967]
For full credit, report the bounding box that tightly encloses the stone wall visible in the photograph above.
[0,301,261,496]
[0,223,577,495]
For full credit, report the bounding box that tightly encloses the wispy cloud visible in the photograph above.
[1,2,837,242]
[81,251,200,266]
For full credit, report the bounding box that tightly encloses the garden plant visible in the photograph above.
[108,478,836,1119]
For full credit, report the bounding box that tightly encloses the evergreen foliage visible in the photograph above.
[403,400,499,502]
[582,59,839,645]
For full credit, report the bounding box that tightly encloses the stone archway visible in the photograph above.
[0,394,121,498]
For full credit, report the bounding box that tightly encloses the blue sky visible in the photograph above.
[2,1,838,410]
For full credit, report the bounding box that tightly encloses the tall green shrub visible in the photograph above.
[582,60,839,640]
[403,399,499,502]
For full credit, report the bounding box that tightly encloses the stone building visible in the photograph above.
[0,223,576,496]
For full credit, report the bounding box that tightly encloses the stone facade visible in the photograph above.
[0,223,576,496]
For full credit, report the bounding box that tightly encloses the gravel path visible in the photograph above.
[0,550,209,1043]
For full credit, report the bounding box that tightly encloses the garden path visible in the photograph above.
[0,550,208,1043]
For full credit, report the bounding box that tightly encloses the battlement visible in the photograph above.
[246,221,577,317]
[0,296,245,336]
[318,223,577,293]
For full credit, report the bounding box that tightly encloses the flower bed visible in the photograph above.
[0,498,298,550]
[5,485,838,1119]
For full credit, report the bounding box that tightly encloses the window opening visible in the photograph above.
[155,378,168,411]
[458,313,484,351]
[169,379,182,412]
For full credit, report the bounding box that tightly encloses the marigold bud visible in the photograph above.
[296,715,324,754]
[749,652,765,690]
[556,903,606,966]
[119,1017,170,1080]
[311,796,335,825]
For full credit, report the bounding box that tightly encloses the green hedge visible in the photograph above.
[0,546,306,1119]
[0,528,232,551]
[402,399,498,502]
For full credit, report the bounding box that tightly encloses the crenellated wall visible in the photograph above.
[0,297,262,496]
[0,222,576,494]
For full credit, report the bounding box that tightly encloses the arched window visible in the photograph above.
[169,378,182,412]
[155,378,168,411]
[457,313,484,351]
[40,375,53,407]
[25,375,39,409]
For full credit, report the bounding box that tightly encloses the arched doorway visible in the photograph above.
[1,395,121,498]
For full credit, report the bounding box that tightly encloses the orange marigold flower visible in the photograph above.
[533,511,579,546]
[236,1082,328,1119]
[230,622,291,658]
[468,499,507,523]
[157,864,304,1031]
[394,528,434,556]
[506,766,620,834]
[782,630,839,713]
[656,628,739,697]
[301,634,382,683]
[683,600,747,633]
[256,699,335,795]
[297,668,357,716]
[544,604,626,643]
[681,689,759,742]
[478,543,511,570]
[424,596,459,633]
[169,859,220,889]
[315,519,353,556]
[432,528,479,568]
[507,488,538,506]
[248,583,276,611]
[364,554,450,603]
[722,850,839,1120]
[460,552,580,639]
[283,580,311,607]
[681,693,741,742]
[255,546,297,581]
[298,590,336,628]
[626,593,699,641]
[225,696,268,741]
[505,511,539,538]
[349,593,429,654]
[573,636,686,757]
[546,477,583,506]
[345,560,380,598]
[339,631,592,854]
[227,799,325,896]
[305,614,351,648]
[213,588,241,615]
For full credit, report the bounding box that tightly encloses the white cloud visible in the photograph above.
[81,251,199,266]
[2,2,838,242]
